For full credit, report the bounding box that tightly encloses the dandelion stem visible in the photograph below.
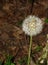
[47,34,48,64]
[27,36,32,65]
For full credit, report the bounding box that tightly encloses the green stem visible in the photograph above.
[27,36,32,65]
[47,34,48,64]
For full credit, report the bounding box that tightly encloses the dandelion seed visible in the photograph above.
[22,15,43,65]
[22,15,43,36]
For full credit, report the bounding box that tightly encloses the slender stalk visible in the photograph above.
[27,36,32,65]
[47,34,48,64]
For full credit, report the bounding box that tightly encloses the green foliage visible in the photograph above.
[0,55,15,65]
[4,55,13,65]
[44,18,48,23]
[4,55,15,65]
[6,55,13,62]
[35,46,42,52]
[11,63,15,65]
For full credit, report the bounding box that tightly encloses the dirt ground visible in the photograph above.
[0,0,48,65]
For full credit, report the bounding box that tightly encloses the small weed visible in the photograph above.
[0,55,15,65]
[35,46,42,52]
[44,18,48,23]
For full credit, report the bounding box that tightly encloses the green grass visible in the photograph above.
[0,55,15,65]
[44,18,48,23]
[35,46,42,52]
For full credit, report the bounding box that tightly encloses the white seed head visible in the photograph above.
[22,15,43,36]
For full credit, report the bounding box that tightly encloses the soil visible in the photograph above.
[0,0,48,65]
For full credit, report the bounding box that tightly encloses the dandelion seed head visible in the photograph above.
[22,15,43,36]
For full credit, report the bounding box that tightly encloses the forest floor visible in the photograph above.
[0,0,48,65]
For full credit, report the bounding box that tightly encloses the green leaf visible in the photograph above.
[35,46,42,52]
[44,19,48,23]
[6,55,13,62]
[11,63,15,65]
[4,61,11,65]
[4,55,13,65]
